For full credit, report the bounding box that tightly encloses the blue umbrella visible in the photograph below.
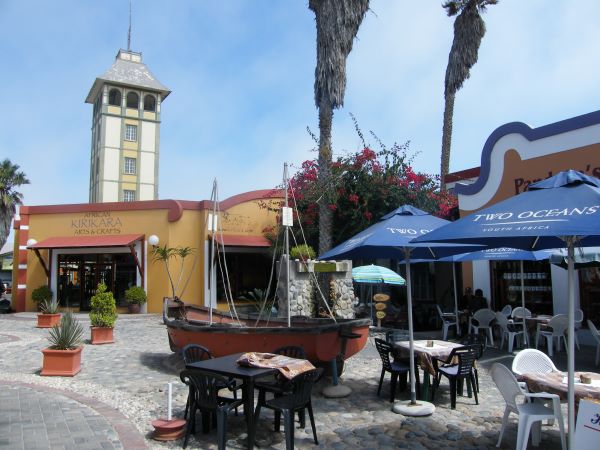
[320,205,482,411]
[352,265,406,285]
[549,246,600,269]
[412,170,600,446]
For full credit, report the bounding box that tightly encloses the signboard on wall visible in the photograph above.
[70,211,123,235]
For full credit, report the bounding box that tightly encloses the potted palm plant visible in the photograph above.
[41,311,84,376]
[152,245,195,300]
[89,283,117,344]
[34,285,60,328]
[124,286,147,314]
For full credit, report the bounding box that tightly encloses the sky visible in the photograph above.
[2,0,600,208]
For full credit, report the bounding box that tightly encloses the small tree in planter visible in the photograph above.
[125,286,147,314]
[34,286,60,328]
[290,244,316,262]
[89,283,117,344]
[152,245,196,300]
[41,311,84,376]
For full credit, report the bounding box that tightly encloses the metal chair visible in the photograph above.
[535,314,568,357]
[491,363,566,450]
[180,369,244,450]
[495,311,525,353]
[436,305,458,340]
[255,346,307,430]
[430,345,479,409]
[253,368,322,450]
[588,320,600,366]
[470,308,496,346]
[181,344,240,419]
[374,338,418,402]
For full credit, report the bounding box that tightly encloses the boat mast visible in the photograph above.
[283,163,291,327]
[208,179,218,326]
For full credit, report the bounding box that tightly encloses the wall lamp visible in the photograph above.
[148,235,160,247]
[26,238,37,247]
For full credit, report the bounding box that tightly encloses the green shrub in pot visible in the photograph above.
[89,283,117,328]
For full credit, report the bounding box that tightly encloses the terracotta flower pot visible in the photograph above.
[90,327,114,344]
[41,346,83,376]
[37,313,61,328]
[128,303,141,314]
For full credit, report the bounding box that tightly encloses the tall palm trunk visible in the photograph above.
[440,91,455,187]
[317,99,334,254]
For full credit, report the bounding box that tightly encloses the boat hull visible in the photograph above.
[164,303,370,364]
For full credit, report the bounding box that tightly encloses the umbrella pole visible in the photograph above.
[452,263,460,337]
[567,238,576,450]
[520,260,527,346]
[405,250,417,405]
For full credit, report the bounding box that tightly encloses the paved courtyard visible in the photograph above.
[0,312,584,449]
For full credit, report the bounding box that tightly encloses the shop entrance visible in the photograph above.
[57,253,137,311]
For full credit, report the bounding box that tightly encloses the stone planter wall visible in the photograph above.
[277,256,355,319]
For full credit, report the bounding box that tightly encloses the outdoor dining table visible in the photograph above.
[394,339,464,401]
[185,352,278,450]
[518,370,600,414]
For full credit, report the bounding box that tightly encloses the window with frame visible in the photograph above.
[124,157,136,175]
[126,91,139,109]
[108,89,121,106]
[125,124,137,141]
[123,190,136,202]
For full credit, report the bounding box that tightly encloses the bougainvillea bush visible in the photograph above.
[275,138,457,251]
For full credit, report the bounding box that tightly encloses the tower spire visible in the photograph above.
[127,0,132,51]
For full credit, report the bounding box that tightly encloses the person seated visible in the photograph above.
[470,289,488,312]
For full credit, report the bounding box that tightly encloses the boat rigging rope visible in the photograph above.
[253,224,281,327]
[288,177,337,322]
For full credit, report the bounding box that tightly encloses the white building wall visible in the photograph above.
[140,153,154,184]
[105,117,121,148]
[472,260,492,307]
[103,148,120,181]
[139,184,154,201]
[141,122,156,152]
[102,181,119,202]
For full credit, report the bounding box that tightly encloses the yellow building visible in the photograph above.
[12,190,282,313]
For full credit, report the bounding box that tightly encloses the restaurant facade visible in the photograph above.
[448,110,600,325]
[12,191,282,313]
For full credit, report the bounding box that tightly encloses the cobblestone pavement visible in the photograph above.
[0,313,580,449]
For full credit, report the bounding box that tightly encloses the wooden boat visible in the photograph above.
[163,300,371,366]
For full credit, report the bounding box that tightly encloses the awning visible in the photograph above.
[211,234,271,247]
[29,234,144,249]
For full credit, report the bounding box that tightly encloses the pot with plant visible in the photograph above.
[89,283,117,344]
[125,286,147,314]
[34,285,60,328]
[290,244,316,262]
[41,311,84,376]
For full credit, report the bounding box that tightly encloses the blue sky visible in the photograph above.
[2,0,600,207]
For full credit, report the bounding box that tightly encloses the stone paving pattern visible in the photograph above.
[0,313,589,449]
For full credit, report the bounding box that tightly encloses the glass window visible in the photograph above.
[123,190,136,202]
[125,124,137,141]
[143,94,156,112]
[124,157,136,175]
[126,91,139,109]
[108,89,121,106]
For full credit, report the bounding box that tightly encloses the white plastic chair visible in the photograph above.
[511,349,558,376]
[511,307,532,346]
[535,314,568,357]
[436,304,457,341]
[495,311,524,353]
[500,304,512,318]
[573,309,583,350]
[470,308,496,346]
[588,320,600,366]
[491,363,566,450]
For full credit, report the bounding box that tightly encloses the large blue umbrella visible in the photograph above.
[320,205,481,411]
[413,170,600,446]
[351,264,406,285]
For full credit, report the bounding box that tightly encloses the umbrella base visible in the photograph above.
[392,400,435,416]
[322,384,352,398]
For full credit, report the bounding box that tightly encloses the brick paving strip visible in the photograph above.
[0,381,147,450]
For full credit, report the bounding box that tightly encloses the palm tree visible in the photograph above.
[0,159,29,249]
[440,0,497,189]
[309,0,369,254]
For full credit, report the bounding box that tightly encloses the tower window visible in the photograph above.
[123,190,136,202]
[126,92,139,109]
[108,89,121,106]
[125,124,137,141]
[124,157,136,175]
[143,94,156,112]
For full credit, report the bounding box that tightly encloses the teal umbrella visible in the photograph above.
[352,265,406,285]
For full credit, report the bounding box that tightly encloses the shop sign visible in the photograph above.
[71,211,123,235]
